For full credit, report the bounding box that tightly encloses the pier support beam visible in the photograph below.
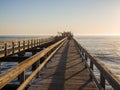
[18,53,26,84]
[18,71,25,84]
[31,60,40,78]
[17,52,25,57]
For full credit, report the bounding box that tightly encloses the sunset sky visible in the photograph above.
[0,0,120,35]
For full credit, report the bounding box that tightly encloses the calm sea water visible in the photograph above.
[0,35,50,41]
[75,35,120,77]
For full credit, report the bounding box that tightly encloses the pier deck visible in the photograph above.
[28,39,98,90]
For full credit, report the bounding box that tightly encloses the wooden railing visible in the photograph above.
[0,37,54,58]
[0,37,67,90]
[74,39,120,90]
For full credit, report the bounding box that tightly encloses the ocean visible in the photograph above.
[0,35,50,41]
[75,35,120,77]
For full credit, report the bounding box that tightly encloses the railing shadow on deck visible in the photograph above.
[47,40,70,90]
[65,67,86,81]
[78,79,91,90]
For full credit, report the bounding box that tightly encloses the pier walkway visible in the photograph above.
[28,39,98,90]
[0,34,120,90]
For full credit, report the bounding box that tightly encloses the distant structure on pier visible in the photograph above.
[57,31,73,40]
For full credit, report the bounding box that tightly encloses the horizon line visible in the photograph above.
[0,34,120,36]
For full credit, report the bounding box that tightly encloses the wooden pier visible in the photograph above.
[0,33,120,90]
[28,39,97,90]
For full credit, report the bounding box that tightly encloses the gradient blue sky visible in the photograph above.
[0,0,120,35]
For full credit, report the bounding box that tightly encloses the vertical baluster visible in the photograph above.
[82,49,84,57]
[42,39,43,44]
[28,40,30,49]
[43,38,44,43]
[34,39,35,47]
[90,59,93,70]
[40,39,41,45]
[81,49,84,62]
[37,39,39,46]
[0,62,2,74]
[85,54,88,61]
[23,41,25,50]
[19,71,25,84]
[84,53,88,68]
[79,48,82,57]
[18,41,20,52]
[36,39,38,46]
[36,60,40,78]
[100,72,105,90]
[31,40,33,48]
[38,39,39,46]
[90,58,94,79]
[12,42,15,54]
[4,43,7,56]
[18,61,25,84]
[36,39,37,46]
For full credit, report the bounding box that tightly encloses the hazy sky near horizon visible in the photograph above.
[0,0,120,35]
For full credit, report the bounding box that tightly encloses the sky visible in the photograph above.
[0,0,120,35]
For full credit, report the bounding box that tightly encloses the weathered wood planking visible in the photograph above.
[28,39,98,90]
[0,38,66,89]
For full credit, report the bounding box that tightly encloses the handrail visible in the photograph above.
[0,37,54,44]
[0,37,67,89]
[0,37,55,57]
[17,38,66,90]
[74,38,120,90]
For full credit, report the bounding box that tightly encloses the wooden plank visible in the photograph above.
[28,39,98,90]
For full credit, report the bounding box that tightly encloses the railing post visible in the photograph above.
[39,39,41,45]
[4,43,7,57]
[78,48,82,58]
[38,39,40,46]
[90,59,94,79]
[36,39,38,46]
[81,49,84,62]
[31,40,33,48]
[18,57,26,84]
[90,59,93,70]
[0,62,2,74]
[100,72,105,90]
[37,39,38,46]
[31,60,40,78]
[85,54,87,61]
[84,54,88,68]
[36,60,40,78]
[18,41,20,52]
[23,41,25,50]
[82,50,84,57]
[28,40,30,49]
[18,71,25,84]
[12,42,15,54]
[34,40,35,47]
